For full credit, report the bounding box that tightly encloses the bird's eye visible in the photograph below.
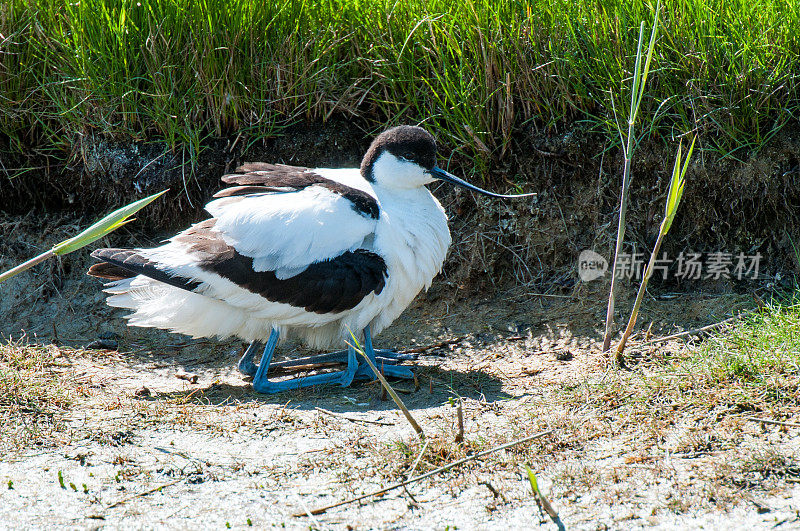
[401,152,416,162]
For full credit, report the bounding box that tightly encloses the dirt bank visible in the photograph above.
[2,122,799,288]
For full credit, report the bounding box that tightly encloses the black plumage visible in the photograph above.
[89,248,202,292]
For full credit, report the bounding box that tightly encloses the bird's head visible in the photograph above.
[361,125,535,199]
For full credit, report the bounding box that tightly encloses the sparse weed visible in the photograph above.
[686,299,800,391]
[0,339,74,452]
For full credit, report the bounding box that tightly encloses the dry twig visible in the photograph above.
[314,407,394,426]
[175,369,198,384]
[293,429,553,517]
[746,417,800,429]
[400,337,464,354]
[106,479,183,509]
[643,316,740,345]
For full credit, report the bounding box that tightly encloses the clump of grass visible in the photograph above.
[381,429,551,485]
[686,299,800,390]
[562,299,800,445]
[390,435,483,474]
[2,0,799,175]
[722,447,800,490]
[0,339,74,451]
[499,304,800,506]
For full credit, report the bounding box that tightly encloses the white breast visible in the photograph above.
[366,186,450,335]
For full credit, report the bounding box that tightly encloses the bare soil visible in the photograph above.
[2,230,800,529]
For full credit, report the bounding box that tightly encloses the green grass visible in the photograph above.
[569,297,800,443]
[520,297,800,464]
[1,0,799,174]
[506,299,800,499]
[687,299,800,396]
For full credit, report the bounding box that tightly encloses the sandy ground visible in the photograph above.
[2,246,799,529]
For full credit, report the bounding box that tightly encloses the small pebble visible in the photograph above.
[134,386,151,397]
[555,350,573,361]
[175,369,199,384]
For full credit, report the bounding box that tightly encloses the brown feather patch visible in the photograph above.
[215,165,380,219]
[87,262,135,281]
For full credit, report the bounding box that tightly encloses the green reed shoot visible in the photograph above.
[0,190,167,284]
[602,3,660,352]
[615,137,695,359]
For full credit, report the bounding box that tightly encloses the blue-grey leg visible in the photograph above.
[268,349,416,369]
[251,329,280,390]
[251,328,361,394]
[339,343,358,387]
[354,325,414,380]
[269,350,350,368]
[265,337,417,372]
[237,341,263,376]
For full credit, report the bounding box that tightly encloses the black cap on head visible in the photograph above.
[361,124,537,199]
[361,125,437,182]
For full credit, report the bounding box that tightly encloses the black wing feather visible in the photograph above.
[200,248,386,314]
[94,220,388,315]
[89,248,202,292]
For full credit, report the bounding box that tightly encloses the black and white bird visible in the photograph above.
[88,125,534,393]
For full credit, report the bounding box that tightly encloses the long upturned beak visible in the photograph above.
[428,166,536,199]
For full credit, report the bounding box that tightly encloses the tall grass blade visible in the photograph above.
[602,2,661,353]
[51,190,168,255]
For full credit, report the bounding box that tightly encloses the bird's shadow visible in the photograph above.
[136,363,510,413]
[110,333,512,412]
